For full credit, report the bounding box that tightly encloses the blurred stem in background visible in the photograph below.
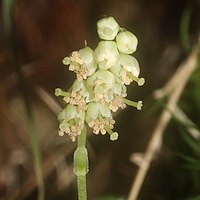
[2,0,45,200]
[180,4,193,52]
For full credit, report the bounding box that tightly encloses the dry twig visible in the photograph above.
[128,37,200,200]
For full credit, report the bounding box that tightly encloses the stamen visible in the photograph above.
[71,52,84,65]
[127,72,145,86]
[109,96,126,112]
[123,99,143,110]
[55,88,70,97]
[59,131,65,136]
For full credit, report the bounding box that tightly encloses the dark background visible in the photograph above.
[0,0,200,199]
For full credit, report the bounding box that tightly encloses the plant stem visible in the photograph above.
[74,127,88,200]
[77,175,87,200]
[78,126,86,147]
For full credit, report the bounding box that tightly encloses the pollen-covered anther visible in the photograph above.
[94,85,111,103]
[88,118,115,135]
[120,69,133,85]
[63,96,70,103]
[70,51,84,65]
[67,52,89,81]
[72,64,89,82]
[94,89,109,103]
[63,89,88,111]
[109,96,126,112]
[66,124,82,142]
[59,131,65,136]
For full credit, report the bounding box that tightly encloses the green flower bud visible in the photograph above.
[97,16,119,40]
[73,146,89,176]
[116,31,138,54]
[79,47,97,76]
[94,41,119,69]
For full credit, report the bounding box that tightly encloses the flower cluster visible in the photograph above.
[55,16,145,142]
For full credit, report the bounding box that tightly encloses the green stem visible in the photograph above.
[77,175,87,200]
[74,127,88,200]
[78,126,86,147]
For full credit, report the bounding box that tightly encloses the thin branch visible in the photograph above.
[128,37,200,200]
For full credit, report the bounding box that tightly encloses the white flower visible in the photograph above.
[86,69,116,103]
[94,41,119,69]
[110,53,145,86]
[97,16,119,40]
[63,80,91,112]
[63,47,97,81]
[58,104,85,142]
[116,31,138,54]
[85,102,115,135]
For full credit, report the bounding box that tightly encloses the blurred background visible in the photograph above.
[0,0,200,199]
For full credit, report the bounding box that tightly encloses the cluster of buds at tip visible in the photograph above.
[55,16,145,142]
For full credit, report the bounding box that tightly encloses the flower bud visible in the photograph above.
[79,47,97,76]
[97,16,119,40]
[116,31,138,54]
[94,41,119,69]
[119,53,140,77]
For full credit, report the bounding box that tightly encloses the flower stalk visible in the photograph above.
[73,127,88,200]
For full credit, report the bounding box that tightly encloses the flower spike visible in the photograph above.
[55,16,145,142]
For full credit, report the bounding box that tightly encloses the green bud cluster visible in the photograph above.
[55,16,145,142]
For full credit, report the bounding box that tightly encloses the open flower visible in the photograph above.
[110,53,145,86]
[86,69,115,103]
[63,46,97,81]
[58,104,85,142]
[94,41,119,69]
[108,78,127,112]
[63,80,91,112]
[85,102,116,136]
